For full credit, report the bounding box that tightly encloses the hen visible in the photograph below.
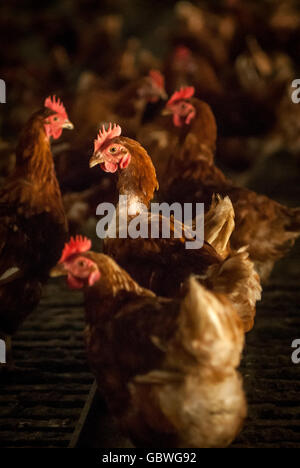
[72,69,167,142]
[137,87,205,184]
[162,87,300,282]
[89,124,261,332]
[0,96,73,367]
[172,1,231,71]
[164,45,223,102]
[56,70,167,195]
[51,236,247,448]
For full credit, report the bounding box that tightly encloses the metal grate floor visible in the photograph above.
[0,283,93,448]
[233,239,300,448]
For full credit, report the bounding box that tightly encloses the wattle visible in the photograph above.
[52,127,63,140]
[173,114,183,128]
[67,274,84,290]
[44,125,63,140]
[119,153,131,169]
[186,110,196,125]
[88,270,101,286]
[102,161,118,173]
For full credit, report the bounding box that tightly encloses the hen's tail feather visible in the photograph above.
[203,248,262,332]
[204,195,235,259]
[178,277,244,366]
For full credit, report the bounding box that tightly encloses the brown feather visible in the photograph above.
[0,108,67,336]
[102,137,261,326]
[164,98,300,281]
[67,253,247,448]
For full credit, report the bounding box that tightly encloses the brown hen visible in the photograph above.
[52,238,247,448]
[0,96,73,367]
[162,88,300,282]
[89,124,261,331]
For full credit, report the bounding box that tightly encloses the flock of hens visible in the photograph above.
[1,0,300,449]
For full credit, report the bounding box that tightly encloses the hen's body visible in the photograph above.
[137,90,217,185]
[91,136,260,331]
[105,230,222,300]
[163,99,300,281]
[0,109,67,343]
[59,252,247,448]
[102,136,221,298]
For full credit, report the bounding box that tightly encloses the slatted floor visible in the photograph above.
[233,154,300,448]
[233,239,300,448]
[0,283,93,448]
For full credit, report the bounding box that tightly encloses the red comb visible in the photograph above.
[149,70,165,90]
[59,236,92,263]
[167,86,195,107]
[174,46,192,59]
[94,123,122,153]
[44,95,68,119]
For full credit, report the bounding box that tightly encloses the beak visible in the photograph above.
[89,152,104,168]
[160,90,168,100]
[63,120,74,130]
[161,107,172,116]
[50,263,68,278]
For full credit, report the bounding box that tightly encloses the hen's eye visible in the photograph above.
[53,116,59,122]
[77,260,86,267]
[109,147,117,154]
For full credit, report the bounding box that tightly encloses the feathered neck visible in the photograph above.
[83,253,154,324]
[15,111,55,184]
[2,110,65,221]
[188,98,218,153]
[116,137,159,211]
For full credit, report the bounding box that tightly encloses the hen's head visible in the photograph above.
[51,236,145,296]
[138,70,167,103]
[51,236,100,290]
[173,46,196,72]
[90,123,158,205]
[164,86,196,127]
[89,123,131,173]
[44,95,74,140]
